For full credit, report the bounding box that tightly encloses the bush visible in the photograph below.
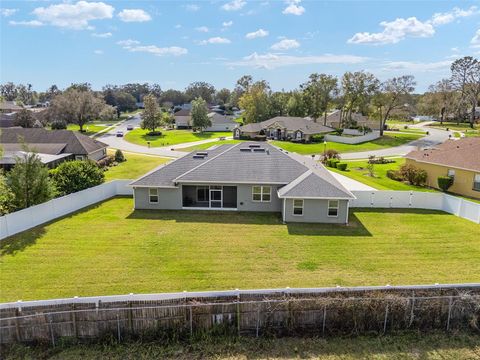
[97,155,115,168]
[336,163,348,171]
[368,155,395,164]
[50,160,105,196]
[322,149,340,164]
[335,128,344,136]
[147,131,162,136]
[437,176,454,192]
[51,120,67,130]
[399,164,428,186]
[329,159,340,168]
[386,169,403,181]
[114,149,125,163]
[310,134,325,143]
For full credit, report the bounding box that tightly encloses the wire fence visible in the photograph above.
[1,286,479,345]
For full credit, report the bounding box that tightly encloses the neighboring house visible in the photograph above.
[130,142,355,223]
[405,138,480,200]
[0,128,108,170]
[234,116,333,142]
[205,112,237,132]
[0,101,22,114]
[322,110,378,129]
[174,109,191,129]
[0,113,16,128]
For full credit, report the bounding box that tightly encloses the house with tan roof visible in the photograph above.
[405,137,480,200]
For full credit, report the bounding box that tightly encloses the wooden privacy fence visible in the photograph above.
[1,285,479,345]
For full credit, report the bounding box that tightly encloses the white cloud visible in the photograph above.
[185,4,200,12]
[383,60,451,72]
[471,29,480,48]
[199,37,231,45]
[270,38,300,50]
[9,20,43,27]
[175,24,182,29]
[348,17,435,45]
[282,0,305,16]
[92,32,112,38]
[246,28,269,39]
[94,49,104,55]
[118,39,188,56]
[431,6,478,26]
[196,26,209,32]
[229,52,366,69]
[31,1,114,30]
[118,9,151,22]
[1,8,17,17]
[222,0,246,11]
[223,20,233,27]
[349,6,478,45]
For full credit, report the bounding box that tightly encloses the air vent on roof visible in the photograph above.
[192,154,206,159]
[239,148,252,152]
[196,152,208,156]
[249,144,261,148]
[253,148,265,152]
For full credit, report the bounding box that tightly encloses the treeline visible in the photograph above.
[1,56,478,131]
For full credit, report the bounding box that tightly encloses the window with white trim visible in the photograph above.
[252,186,271,202]
[447,169,455,178]
[473,174,480,191]
[197,186,209,202]
[293,199,303,216]
[149,188,159,203]
[296,131,302,140]
[75,155,84,161]
[328,200,339,217]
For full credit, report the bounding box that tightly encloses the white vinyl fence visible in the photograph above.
[324,131,380,144]
[351,190,480,224]
[0,180,133,240]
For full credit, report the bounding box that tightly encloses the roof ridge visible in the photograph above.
[277,169,312,196]
[173,143,242,182]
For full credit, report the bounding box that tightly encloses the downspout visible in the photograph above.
[282,198,286,223]
[346,200,350,224]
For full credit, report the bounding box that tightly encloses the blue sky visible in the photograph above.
[1,0,479,92]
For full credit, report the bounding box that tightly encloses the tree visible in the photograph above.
[287,91,307,117]
[48,89,109,131]
[450,56,480,128]
[7,152,55,210]
[269,91,289,117]
[13,109,35,128]
[215,88,231,105]
[376,75,416,135]
[160,89,187,106]
[236,75,253,93]
[115,92,137,113]
[0,82,18,101]
[0,170,14,215]
[341,71,379,128]
[16,83,37,105]
[238,81,271,123]
[191,97,211,131]
[50,160,105,196]
[301,73,338,124]
[419,79,456,124]
[185,82,215,103]
[141,94,162,133]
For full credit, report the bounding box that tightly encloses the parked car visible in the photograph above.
[126,124,134,131]
[116,131,124,137]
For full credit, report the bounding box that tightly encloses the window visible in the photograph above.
[328,200,339,217]
[474,174,480,191]
[447,169,455,178]
[296,131,302,140]
[197,186,209,202]
[293,199,303,216]
[252,186,271,202]
[75,155,84,161]
[149,188,159,203]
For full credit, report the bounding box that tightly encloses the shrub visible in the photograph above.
[50,160,105,196]
[51,120,67,130]
[330,159,340,168]
[97,155,115,168]
[322,149,340,164]
[335,128,344,136]
[386,169,403,181]
[336,163,348,171]
[437,176,454,192]
[400,164,427,186]
[310,134,325,143]
[114,149,125,163]
[147,131,162,136]
[368,156,395,164]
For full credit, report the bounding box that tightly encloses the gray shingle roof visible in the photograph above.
[0,128,107,155]
[207,112,236,125]
[240,116,333,135]
[131,141,354,199]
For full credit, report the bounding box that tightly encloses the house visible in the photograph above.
[405,137,480,200]
[205,112,237,132]
[322,110,378,129]
[174,109,191,129]
[130,142,355,223]
[234,116,333,142]
[0,128,108,169]
[0,101,22,114]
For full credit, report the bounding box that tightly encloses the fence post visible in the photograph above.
[189,306,193,337]
[446,296,453,331]
[128,297,133,335]
[255,305,260,338]
[48,316,55,347]
[322,305,327,337]
[116,312,121,342]
[236,290,241,336]
[14,307,21,343]
[383,304,389,335]
[409,292,415,327]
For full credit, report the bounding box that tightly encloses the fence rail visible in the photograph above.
[1,285,479,345]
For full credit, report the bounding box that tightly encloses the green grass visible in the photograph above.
[179,139,244,152]
[124,129,232,148]
[271,132,423,155]
[386,119,415,125]
[119,109,142,120]
[1,198,479,302]
[329,158,436,192]
[103,151,170,182]
[65,124,107,136]
[3,332,479,359]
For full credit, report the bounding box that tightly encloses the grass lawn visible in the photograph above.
[329,158,436,192]
[65,124,108,136]
[271,132,423,155]
[124,129,232,148]
[179,139,244,152]
[103,151,170,182]
[4,332,480,359]
[1,197,479,302]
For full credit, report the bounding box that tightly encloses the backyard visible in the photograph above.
[1,197,479,302]
[124,129,232,147]
[270,132,423,155]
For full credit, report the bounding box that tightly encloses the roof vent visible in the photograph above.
[239,148,252,152]
[253,148,265,152]
[196,151,208,156]
[249,144,261,148]
[192,154,206,159]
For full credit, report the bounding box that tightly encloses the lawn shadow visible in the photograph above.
[352,207,449,215]
[286,213,372,237]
